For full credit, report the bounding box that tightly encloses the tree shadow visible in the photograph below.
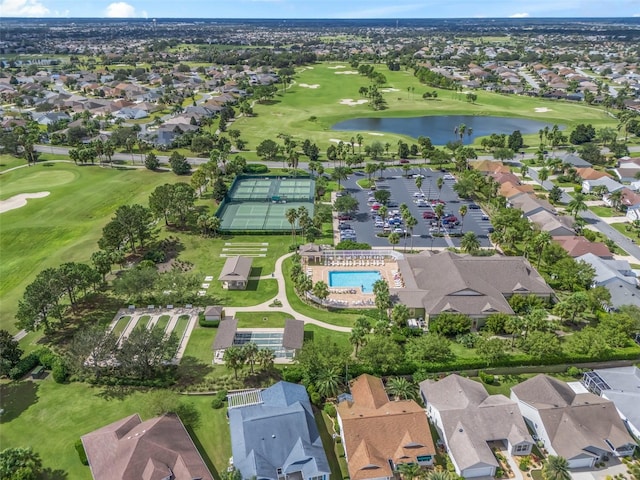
[175,356,213,388]
[186,425,220,480]
[0,381,39,423]
[244,279,259,291]
[250,266,263,278]
[40,468,69,480]
[95,384,137,401]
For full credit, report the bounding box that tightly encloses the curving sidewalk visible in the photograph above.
[225,252,352,333]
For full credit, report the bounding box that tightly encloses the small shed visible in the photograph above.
[204,305,224,321]
[282,319,305,350]
[218,256,253,290]
[299,243,323,264]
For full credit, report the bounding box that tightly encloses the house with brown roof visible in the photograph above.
[499,181,535,199]
[420,375,533,478]
[337,374,436,480]
[528,211,575,237]
[81,413,213,480]
[552,236,611,258]
[491,171,521,185]
[469,160,510,174]
[392,251,553,328]
[509,192,556,218]
[218,256,253,290]
[511,375,636,468]
[576,167,611,181]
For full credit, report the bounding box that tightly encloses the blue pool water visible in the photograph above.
[329,270,382,293]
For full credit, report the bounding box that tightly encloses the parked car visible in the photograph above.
[468,203,480,209]
[487,227,495,233]
[481,214,489,221]
[423,211,436,219]
[413,192,425,198]
[338,223,352,230]
[430,199,446,205]
[443,173,455,180]
[337,214,352,221]
[399,159,410,164]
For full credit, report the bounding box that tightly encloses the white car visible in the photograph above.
[443,173,455,180]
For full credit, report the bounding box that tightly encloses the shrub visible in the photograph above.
[244,164,269,174]
[519,456,531,471]
[35,347,56,369]
[74,439,89,465]
[199,318,220,328]
[566,366,582,377]
[323,403,337,418]
[52,359,69,383]
[211,397,224,409]
[282,366,304,383]
[456,332,479,348]
[9,353,40,380]
[479,371,494,385]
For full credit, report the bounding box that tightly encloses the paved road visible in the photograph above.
[575,67,618,98]
[527,167,640,262]
[517,67,540,90]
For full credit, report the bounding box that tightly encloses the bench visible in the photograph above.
[31,366,45,379]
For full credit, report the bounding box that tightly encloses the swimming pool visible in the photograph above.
[329,270,382,293]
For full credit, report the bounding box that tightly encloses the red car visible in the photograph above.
[430,199,446,205]
[399,159,410,164]
[422,211,436,219]
[337,214,352,221]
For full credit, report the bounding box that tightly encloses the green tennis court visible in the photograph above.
[217,176,315,232]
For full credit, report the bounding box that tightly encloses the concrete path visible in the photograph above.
[226,252,352,333]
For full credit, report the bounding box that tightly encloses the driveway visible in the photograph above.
[341,167,494,250]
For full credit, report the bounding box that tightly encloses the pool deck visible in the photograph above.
[307,260,401,308]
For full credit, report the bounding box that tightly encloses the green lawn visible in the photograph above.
[0,378,231,479]
[139,315,152,328]
[235,311,289,328]
[155,315,171,332]
[0,162,181,333]
[111,315,131,338]
[589,206,619,217]
[609,222,637,240]
[173,315,191,340]
[318,411,349,480]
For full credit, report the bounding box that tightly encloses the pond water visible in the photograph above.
[332,115,558,145]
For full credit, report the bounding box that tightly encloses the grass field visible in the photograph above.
[155,314,171,332]
[110,315,131,338]
[0,377,231,479]
[231,62,617,151]
[0,163,181,332]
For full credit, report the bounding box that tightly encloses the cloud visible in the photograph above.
[509,12,530,17]
[105,2,137,17]
[0,0,50,16]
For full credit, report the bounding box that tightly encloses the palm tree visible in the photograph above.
[388,232,400,251]
[316,367,341,399]
[397,462,421,480]
[458,205,468,234]
[356,133,364,154]
[532,231,552,268]
[406,215,417,252]
[378,205,388,223]
[223,346,245,380]
[386,376,418,401]
[242,342,259,374]
[461,231,480,254]
[567,192,587,219]
[538,167,550,183]
[542,456,571,480]
[427,471,454,480]
[608,189,624,212]
[436,177,444,200]
[285,208,298,244]
[349,326,368,357]
[434,203,445,230]
[256,348,275,373]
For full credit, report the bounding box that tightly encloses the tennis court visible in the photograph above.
[217,176,315,232]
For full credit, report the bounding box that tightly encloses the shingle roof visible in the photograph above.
[282,319,304,349]
[593,367,640,437]
[338,375,436,480]
[229,382,330,480]
[420,375,532,472]
[218,256,253,282]
[511,375,635,460]
[81,413,213,480]
[552,236,611,258]
[212,318,238,350]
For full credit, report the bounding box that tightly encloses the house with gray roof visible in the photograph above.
[582,177,624,195]
[576,253,640,311]
[511,375,636,468]
[582,366,640,440]
[219,256,253,290]
[560,153,592,168]
[528,210,575,236]
[420,375,533,478]
[509,192,556,218]
[228,382,330,480]
[392,251,553,329]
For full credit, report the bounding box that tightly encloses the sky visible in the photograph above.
[1,0,639,18]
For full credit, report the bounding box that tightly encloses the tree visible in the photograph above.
[483,313,509,335]
[373,279,391,320]
[285,208,298,244]
[169,151,191,175]
[145,152,160,171]
[242,342,259,374]
[406,334,454,364]
[476,337,507,366]
[553,291,589,324]
[373,189,391,205]
[429,313,472,337]
[548,185,563,204]
[256,139,280,162]
[386,376,418,401]
[222,346,245,380]
[91,250,113,281]
[508,130,524,151]
[0,330,23,377]
[358,335,404,374]
[68,324,117,378]
[170,183,197,227]
[333,195,359,215]
[212,176,228,203]
[391,304,410,327]
[565,327,612,358]
[567,193,587,219]
[520,331,562,359]
[295,337,351,387]
[397,462,422,480]
[16,268,64,333]
[458,204,468,233]
[256,348,275,372]
[538,167,550,182]
[116,326,178,380]
[0,447,43,480]
[315,366,341,398]
[331,166,349,189]
[349,326,369,357]
[543,456,571,480]
[388,232,400,250]
[149,184,175,226]
[460,231,480,254]
[313,280,329,303]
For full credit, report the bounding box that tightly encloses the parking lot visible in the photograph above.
[338,167,494,249]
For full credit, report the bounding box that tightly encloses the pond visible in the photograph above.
[332,115,559,145]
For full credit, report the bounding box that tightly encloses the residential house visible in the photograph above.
[582,177,624,195]
[576,167,611,181]
[499,181,535,199]
[113,107,148,120]
[218,256,253,290]
[34,111,71,125]
[576,252,640,310]
[528,211,575,236]
[582,366,640,439]
[603,188,640,220]
[559,153,592,168]
[552,236,611,258]
[469,160,511,174]
[420,374,533,478]
[228,382,331,480]
[615,157,640,183]
[337,374,436,480]
[391,251,554,328]
[81,413,213,480]
[509,192,556,218]
[511,375,636,468]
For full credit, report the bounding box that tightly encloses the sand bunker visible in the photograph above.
[335,71,359,75]
[0,191,50,214]
[298,83,320,89]
[329,138,362,146]
[339,99,368,106]
[368,132,384,136]
[379,88,400,93]
[328,65,345,69]
[534,107,552,113]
